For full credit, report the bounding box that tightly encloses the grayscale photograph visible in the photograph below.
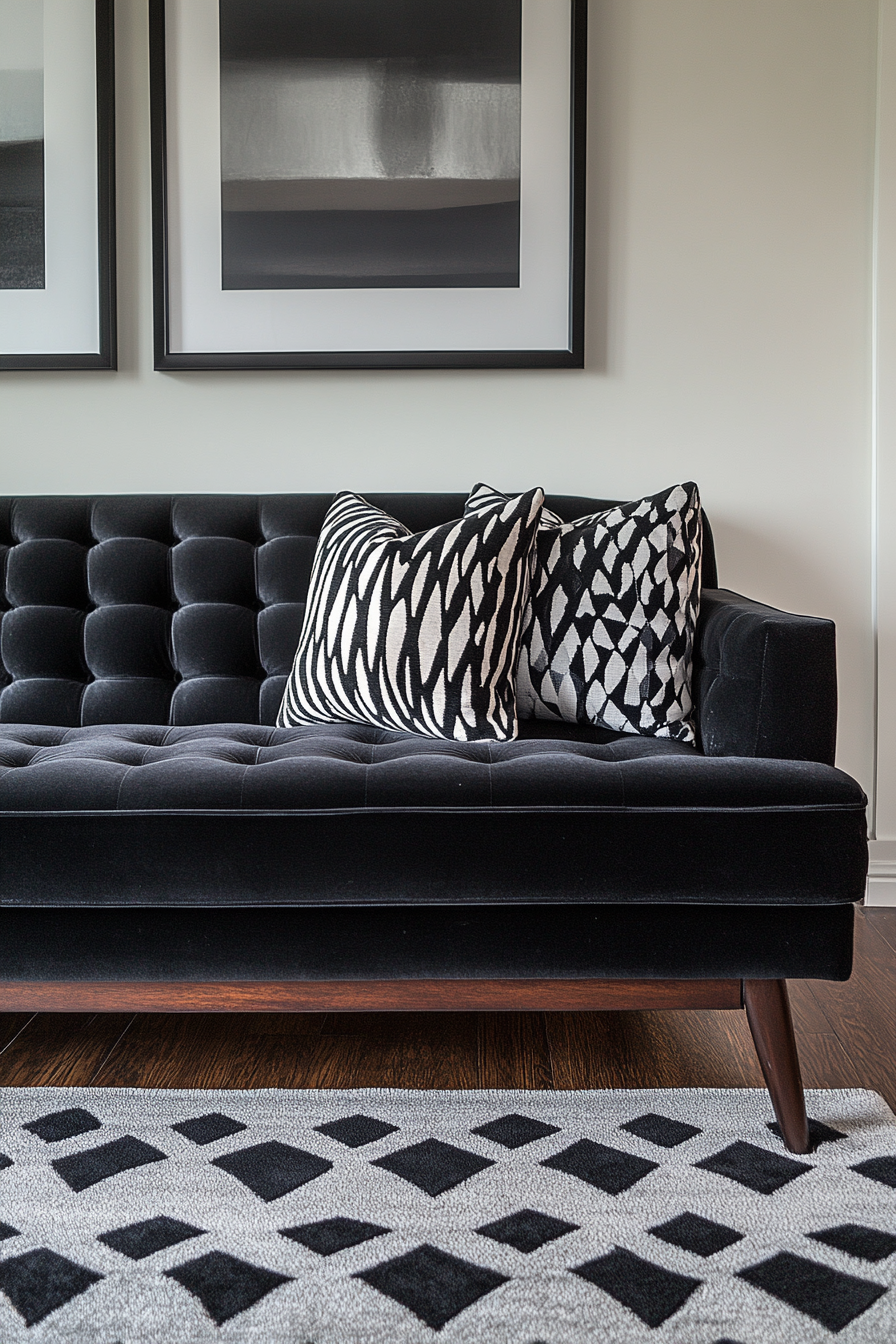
[219,0,522,290]
[0,0,44,290]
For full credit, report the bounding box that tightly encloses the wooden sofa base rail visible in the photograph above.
[0,977,744,1013]
[0,976,809,1154]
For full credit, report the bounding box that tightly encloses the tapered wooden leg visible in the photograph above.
[743,979,810,1154]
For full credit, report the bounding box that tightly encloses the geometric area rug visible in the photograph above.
[0,1088,893,1342]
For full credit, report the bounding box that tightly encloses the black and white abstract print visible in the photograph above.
[0,1087,893,1341]
[0,0,44,290]
[278,488,544,742]
[467,484,703,742]
[218,0,522,289]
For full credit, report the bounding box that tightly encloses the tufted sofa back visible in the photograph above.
[0,494,718,727]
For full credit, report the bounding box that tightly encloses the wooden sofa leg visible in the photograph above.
[743,979,810,1154]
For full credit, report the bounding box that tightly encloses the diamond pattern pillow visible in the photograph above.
[465,483,703,742]
[278,488,544,741]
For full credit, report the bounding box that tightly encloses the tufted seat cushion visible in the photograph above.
[0,721,866,909]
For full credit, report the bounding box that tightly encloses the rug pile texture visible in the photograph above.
[0,1086,893,1341]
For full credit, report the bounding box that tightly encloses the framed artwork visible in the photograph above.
[0,0,116,371]
[150,0,586,370]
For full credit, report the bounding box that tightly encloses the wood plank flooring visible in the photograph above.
[0,908,892,1105]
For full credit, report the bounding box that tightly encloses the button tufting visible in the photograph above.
[0,720,861,821]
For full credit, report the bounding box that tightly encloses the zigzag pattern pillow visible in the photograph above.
[465,483,703,742]
[278,489,544,741]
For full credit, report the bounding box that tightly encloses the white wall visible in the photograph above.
[0,0,880,797]
[871,0,896,901]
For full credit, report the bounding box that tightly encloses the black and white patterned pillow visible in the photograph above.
[465,483,703,742]
[278,489,544,741]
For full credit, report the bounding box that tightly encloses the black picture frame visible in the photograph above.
[0,0,116,372]
[150,0,586,371]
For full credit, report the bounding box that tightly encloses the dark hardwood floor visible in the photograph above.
[0,908,893,1105]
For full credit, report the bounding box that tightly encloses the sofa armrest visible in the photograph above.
[693,589,838,764]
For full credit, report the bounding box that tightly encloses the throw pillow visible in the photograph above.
[465,482,703,742]
[278,488,545,740]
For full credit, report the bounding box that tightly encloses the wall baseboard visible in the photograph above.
[867,878,896,906]
[867,840,896,905]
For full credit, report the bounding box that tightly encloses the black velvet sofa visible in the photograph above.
[0,494,868,1153]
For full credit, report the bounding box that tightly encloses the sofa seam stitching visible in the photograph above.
[0,801,863,817]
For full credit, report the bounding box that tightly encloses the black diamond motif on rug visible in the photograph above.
[737,1251,886,1331]
[851,1155,896,1188]
[165,1251,292,1326]
[280,1217,390,1256]
[572,1247,702,1327]
[355,1243,509,1330]
[98,1215,205,1260]
[23,1107,102,1144]
[542,1139,658,1195]
[694,1141,811,1194]
[650,1212,744,1258]
[0,1223,19,1241]
[172,1113,247,1146]
[372,1139,494,1197]
[52,1136,168,1192]
[807,1223,896,1263]
[476,1209,578,1254]
[470,1114,560,1149]
[620,1113,701,1148]
[767,1117,846,1149]
[0,1248,102,1326]
[0,1153,12,1170]
[212,1141,332,1202]
[315,1114,399,1148]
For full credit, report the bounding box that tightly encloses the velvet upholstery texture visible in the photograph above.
[0,904,855,983]
[0,495,867,986]
[695,589,838,764]
[0,722,866,908]
[3,495,686,729]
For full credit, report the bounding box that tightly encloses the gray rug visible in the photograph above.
[0,1087,893,1342]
